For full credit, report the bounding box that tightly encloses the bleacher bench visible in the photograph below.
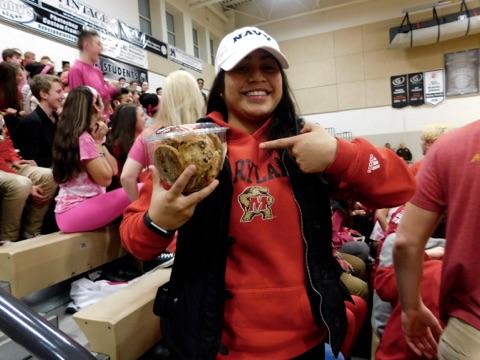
[0,226,124,298]
[73,268,171,360]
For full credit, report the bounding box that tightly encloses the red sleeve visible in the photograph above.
[120,173,173,260]
[327,138,415,209]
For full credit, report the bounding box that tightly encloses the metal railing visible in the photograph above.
[0,289,95,360]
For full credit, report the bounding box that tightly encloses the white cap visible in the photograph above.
[215,26,289,74]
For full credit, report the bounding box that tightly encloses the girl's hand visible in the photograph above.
[147,165,219,231]
[91,121,109,144]
[260,123,338,173]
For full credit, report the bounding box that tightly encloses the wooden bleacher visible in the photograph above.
[73,267,171,360]
[0,226,125,298]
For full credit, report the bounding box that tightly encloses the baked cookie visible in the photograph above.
[153,133,224,194]
[154,144,184,185]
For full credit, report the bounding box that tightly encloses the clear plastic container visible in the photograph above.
[145,123,228,194]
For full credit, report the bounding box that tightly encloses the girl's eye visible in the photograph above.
[262,63,279,72]
[233,65,249,73]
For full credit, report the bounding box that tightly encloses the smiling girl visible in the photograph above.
[120,27,415,359]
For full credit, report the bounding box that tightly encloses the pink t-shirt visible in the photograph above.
[128,134,147,166]
[55,132,106,213]
[68,59,116,105]
[410,120,480,330]
[127,126,162,167]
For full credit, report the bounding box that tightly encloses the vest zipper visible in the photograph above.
[281,151,332,347]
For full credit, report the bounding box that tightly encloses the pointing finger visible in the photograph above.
[259,134,301,150]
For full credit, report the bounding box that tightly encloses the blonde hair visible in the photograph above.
[421,123,451,144]
[159,70,205,126]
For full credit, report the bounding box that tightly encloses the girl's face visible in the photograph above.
[90,96,104,126]
[224,49,282,133]
[136,106,146,133]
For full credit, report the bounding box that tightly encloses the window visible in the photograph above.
[138,0,151,35]
[210,38,215,65]
[166,11,176,47]
[192,28,199,58]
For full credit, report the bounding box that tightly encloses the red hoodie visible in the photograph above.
[120,112,415,359]
[375,258,442,360]
[0,130,21,173]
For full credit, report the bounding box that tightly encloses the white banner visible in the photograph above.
[100,33,148,69]
[168,46,202,72]
[424,70,445,106]
[41,0,119,37]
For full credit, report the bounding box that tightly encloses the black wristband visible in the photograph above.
[143,212,176,238]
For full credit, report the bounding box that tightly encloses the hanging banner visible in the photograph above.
[99,32,148,69]
[119,21,146,47]
[119,21,168,59]
[145,34,168,58]
[169,46,203,72]
[424,70,445,105]
[0,0,148,68]
[445,49,479,96]
[40,0,148,68]
[391,74,408,108]
[0,0,81,44]
[99,56,148,84]
[408,72,425,106]
[40,0,120,38]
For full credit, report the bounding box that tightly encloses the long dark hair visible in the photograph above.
[52,87,96,183]
[206,66,300,141]
[107,104,138,164]
[0,62,22,110]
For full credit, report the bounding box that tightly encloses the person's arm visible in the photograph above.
[120,157,143,201]
[82,122,117,187]
[120,165,218,260]
[101,144,118,176]
[394,203,443,358]
[260,123,415,208]
[84,147,115,187]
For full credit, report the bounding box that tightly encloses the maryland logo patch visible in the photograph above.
[238,186,274,222]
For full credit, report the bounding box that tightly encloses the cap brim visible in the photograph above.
[218,45,289,73]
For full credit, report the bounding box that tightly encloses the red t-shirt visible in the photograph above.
[410,120,480,330]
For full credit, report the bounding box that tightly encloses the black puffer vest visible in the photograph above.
[154,130,350,360]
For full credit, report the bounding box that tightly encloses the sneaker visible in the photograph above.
[156,251,175,268]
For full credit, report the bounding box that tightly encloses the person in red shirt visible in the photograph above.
[120,26,415,359]
[0,115,56,241]
[394,121,480,359]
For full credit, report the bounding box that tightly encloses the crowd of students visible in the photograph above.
[0,25,478,360]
